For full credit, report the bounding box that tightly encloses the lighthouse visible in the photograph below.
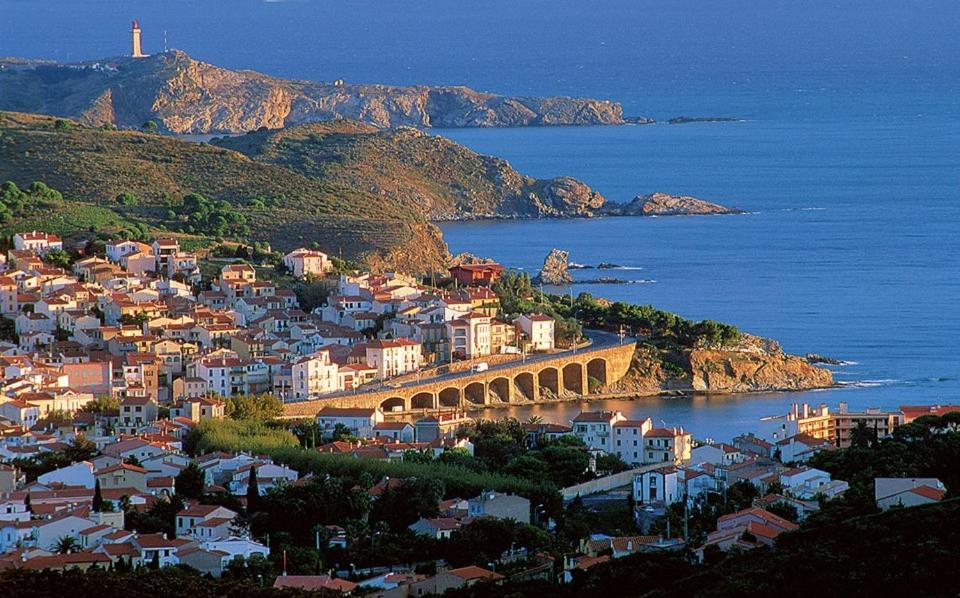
[131,20,148,58]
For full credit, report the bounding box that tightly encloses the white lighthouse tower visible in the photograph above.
[131,20,148,58]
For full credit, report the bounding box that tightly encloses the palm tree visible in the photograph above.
[526,415,544,425]
[55,535,80,554]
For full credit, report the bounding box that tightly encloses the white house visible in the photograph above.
[633,466,682,505]
[514,313,555,351]
[316,407,384,438]
[292,350,341,400]
[37,461,96,489]
[875,477,947,510]
[14,231,63,254]
[572,411,626,453]
[283,248,332,279]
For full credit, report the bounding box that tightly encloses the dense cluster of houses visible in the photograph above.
[0,233,557,421]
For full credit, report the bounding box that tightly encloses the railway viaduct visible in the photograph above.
[281,338,636,419]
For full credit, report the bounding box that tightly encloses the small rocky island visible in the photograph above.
[610,192,744,216]
[534,249,574,285]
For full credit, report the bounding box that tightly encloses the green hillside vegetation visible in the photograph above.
[214,121,606,219]
[0,111,446,269]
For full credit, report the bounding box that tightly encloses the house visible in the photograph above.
[449,263,504,287]
[362,338,422,379]
[633,466,682,505]
[283,248,332,279]
[514,313,555,351]
[524,422,573,448]
[446,312,491,359]
[316,407,384,439]
[732,433,775,458]
[118,396,158,433]
[14,231,63,255]
[781,402,904,448]
[776,433,834,463]
[403,565,503,596]
[467,491,530,524]
[572,410,626,452]
[274,575,357,594]
[372,421,415,442]
[643,427,692,465]
[414,411,472,443]
[37,461,96,489]
[612,418,652,464]
[292,350,341,400]
[95,462,149,492]
[408,517,466,540]
[176,504,238,540]
[696,507,798,561]
[691,443,743,467]
[170,396,225,422]
[874,477,947,510]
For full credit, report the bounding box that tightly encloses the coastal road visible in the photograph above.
[287,329,634,404]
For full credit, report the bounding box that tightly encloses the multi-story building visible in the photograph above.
[363,339,422,379]
[292,350,341,400]
[13,231,62,254]
[572,411,627,452]
[783,402,904,448]
[612,418,653,465]
[515,313,555,352]
[283,248,332,279]
[643,427,693,465]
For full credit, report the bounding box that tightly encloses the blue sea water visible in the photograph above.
[3,0,959,439]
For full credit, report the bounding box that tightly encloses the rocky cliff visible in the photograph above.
[0,51,627,133]
[214,122,608,219]
[609,192,743,216]
[534,249,574,285]
[608,334,833,395]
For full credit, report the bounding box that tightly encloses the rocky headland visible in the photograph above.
[608,192,744,216]
[607,334,834,395]
[0,51,629,133]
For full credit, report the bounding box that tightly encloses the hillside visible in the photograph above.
[214,122,607,219]
[0,51,626,134]
[0,111,447,270]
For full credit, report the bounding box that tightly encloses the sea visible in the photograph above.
[4,0,959,440]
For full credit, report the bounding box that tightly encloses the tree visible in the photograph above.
[246,466,259,513]
[92,480,104,512]
[55,536,80,554]
[142,120,159,132]
[175,462,205,499]
[64,435,98,462]
[42,249,73,270]
[224,394,283,421]
[116,192,138,207]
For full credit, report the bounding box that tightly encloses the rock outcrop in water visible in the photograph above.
[610,192,743,216]
[608,334,833,395]
[0,51,629,133]
[534,249,574,285]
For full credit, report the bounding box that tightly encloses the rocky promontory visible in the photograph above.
[607,334,833,395]
[609,192,744,216]
[0,51,629,133]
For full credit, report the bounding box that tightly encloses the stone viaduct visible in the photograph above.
[281,340,636,419]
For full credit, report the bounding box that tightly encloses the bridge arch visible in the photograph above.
[514,371,536,402]
[587,357,608,392]
[438,387,461,408]
[380,396,407,412]
[411,391,435,410]
[538,366,560,399]
[464,381,486,405]
[562,362,585,395]
[488,376,512,403]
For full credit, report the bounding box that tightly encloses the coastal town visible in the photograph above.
[0,227,956,594]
